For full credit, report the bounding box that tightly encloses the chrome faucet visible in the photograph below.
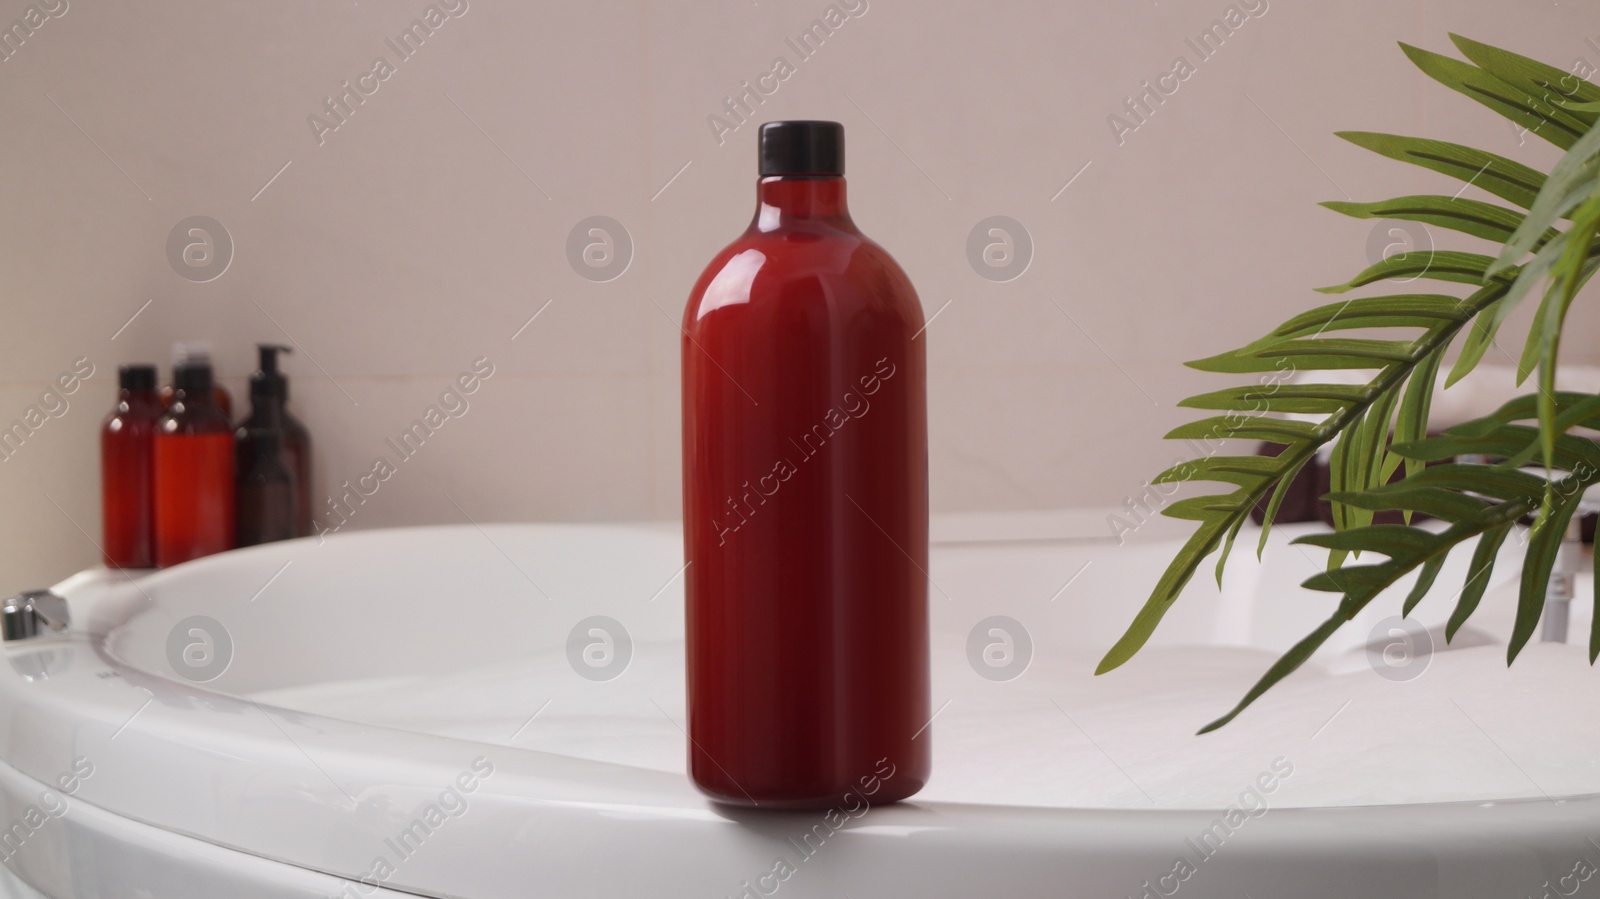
[1459,456,1594,645]
[1540,517,1583,643]
[1,590,70,642]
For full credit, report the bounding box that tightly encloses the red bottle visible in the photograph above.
[154,360,235,567]
[681,121,930,808]
[101,364,161,569]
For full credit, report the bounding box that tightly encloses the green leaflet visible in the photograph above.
[1511,496,1582,662]
[1449,34,1600,116]
[1334,132,1546,211]
[1398,424,1600,473]
[1490,98,1600,282]
[1321,195,1552,247]
[1403,556,1447,617]
[1441,391,1600,440]
[1339,376,1404,542]
[1258,338,1418,366]
[1481,239,1567,358]
[1195,616,1346,734]
[1358,383,1403,498]
[1152,454,1280,488]
[1449,522,1513,642]
[1179,383,1368,416]
[1401,42,1588,149]
[1325,486,1492,522]
[1164,496,1252,521]
[1394,348,1444,484]
[1519,255,1600,387]
[1215,514,1249,587]
[1257,452,1311,555]
[1531,202,1600,485]
[1359,462,1547,502]
[1261,294,1471,341]
[1492,172,1598,278]
[1592,550,1600,664]
[1297,523,1448,557]
[1328,410,1354,537]
[1164,416,1320,445]
[1318,250,1506,294]
[1097,514,1237,675]
[1443,283,1513,388]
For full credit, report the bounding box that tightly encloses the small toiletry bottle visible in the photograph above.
[159,343,232,419]
[236,345,312,536]
[100,364,161,569]
[681,121,930,807]
[235,429,296,546]
[154,360,236,566]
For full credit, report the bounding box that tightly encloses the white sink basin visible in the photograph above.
[1,519,1597,898]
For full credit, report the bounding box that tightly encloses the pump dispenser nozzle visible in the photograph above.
[252,345,294,401]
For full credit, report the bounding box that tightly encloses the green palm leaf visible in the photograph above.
[1334,133,1546,210]
[1448,34,1600,117]
[1401,42,1589,149]
[1321,195,1554,247]
[1095,280,1509,675]
[1104,36,1600,732]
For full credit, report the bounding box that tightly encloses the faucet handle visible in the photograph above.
[2,590,70,642]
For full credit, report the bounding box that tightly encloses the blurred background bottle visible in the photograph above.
[154,358,235,566]
[234,345,312,537]
[100,364,161,569]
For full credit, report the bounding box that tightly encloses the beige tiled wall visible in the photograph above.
[1,0,1597,587]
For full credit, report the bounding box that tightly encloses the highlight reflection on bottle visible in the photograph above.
[681,121,930,808]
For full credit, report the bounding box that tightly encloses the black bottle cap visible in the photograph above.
[251,345,293,401]
[173,362,213,395]
[758,121,844,177]
[118,364,156,392]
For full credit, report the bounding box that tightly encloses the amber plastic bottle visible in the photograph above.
[154,361,235,566]
[100,364,161,569]
[235,345,312,536]
[681,121,930,808]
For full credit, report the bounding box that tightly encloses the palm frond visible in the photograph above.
[1101,35,1600,731]
[1096,275,1509,674]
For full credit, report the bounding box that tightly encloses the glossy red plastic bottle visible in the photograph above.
[682,121,930,808]
[154,361,235,567]
[101,364,161,569]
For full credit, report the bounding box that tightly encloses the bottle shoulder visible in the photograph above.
[159,402,233,435]
[236,402,307,435]
[107,402,163,434]
[684,225,919,326]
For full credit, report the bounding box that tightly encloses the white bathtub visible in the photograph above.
[0,516,1595,898]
